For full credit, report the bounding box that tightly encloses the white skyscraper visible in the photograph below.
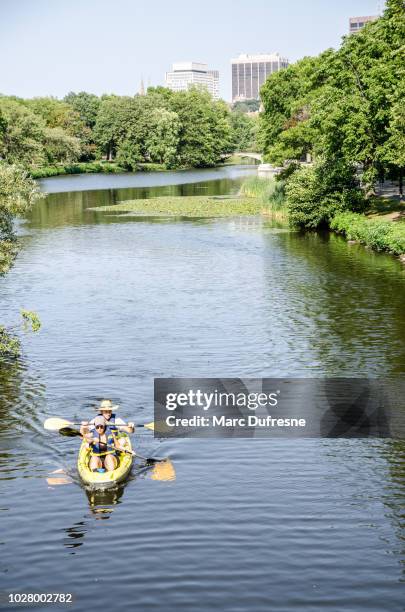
[165,62,220,100]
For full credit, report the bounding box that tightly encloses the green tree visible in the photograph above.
[27,97,94,161]
[94,96,131,161]
[259,0,405,227]
[0,162,43,272]
[170,89,233,167]
[0,164,43,357]
[63,91,101,128]
[43,127,81,165]
[230,111,257,151]
[232,99,260,113]
[0,98,46,167]
[145,108,180,167]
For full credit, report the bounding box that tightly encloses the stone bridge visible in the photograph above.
[234,151,263,162]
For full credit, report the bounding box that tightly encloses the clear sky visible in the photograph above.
[0,0,382,102]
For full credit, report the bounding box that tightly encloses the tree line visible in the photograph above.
[0,87,257,173]
[259,0,404,229]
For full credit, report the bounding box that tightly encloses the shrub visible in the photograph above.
[331,212,405,255]
[286,163,366,229]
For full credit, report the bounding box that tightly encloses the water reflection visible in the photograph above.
[30,168,256,230]
[262,228,405,375]
[63,521,87,550]
[85,482,126,518]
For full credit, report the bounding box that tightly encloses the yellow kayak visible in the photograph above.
[77,434,134,487]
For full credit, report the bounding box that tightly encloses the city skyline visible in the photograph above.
[165,62,220,100]
[1,0,382,101]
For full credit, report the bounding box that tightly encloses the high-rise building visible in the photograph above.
[165,62,220,100]
[349,15,378,33]
[231,53,289,103]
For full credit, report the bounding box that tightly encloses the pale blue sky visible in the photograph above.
[1,0,382,101]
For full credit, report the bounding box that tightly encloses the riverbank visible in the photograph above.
[240,176,405,260]
[30,158,255,180]
[29,161,167,179]
[331,212,405,257]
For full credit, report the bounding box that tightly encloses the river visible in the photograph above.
[0,165,404,611]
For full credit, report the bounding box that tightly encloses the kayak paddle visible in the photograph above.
[44,416,155,432]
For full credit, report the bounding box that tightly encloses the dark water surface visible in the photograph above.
[1,166,405,611]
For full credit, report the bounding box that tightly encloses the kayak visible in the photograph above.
[77,433,134,488]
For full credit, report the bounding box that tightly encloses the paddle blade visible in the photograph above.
[143,421,155,431]
[44,417,73,431]
[58,427,82,437]
[47,477,73,486]
[151,460,176,481]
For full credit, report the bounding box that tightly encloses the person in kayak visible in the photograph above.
[85,415,122,472]
[80,399,135,438]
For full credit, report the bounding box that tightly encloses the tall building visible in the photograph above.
[231,53,289,103]
[165,62,220,100]
[349,16,378,33]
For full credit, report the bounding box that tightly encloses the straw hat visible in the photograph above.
[95,399,119,411]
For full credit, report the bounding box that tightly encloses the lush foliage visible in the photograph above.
[29,161,128,178]
[169,90,233,167]
[0,162,43,273]
[0,310,41,359]
[259,0,405,229]
[0,164,42,357]
[233,99,260,113]
[230,111,258,151]
[286,162,366,228]
[331,212,405,255]
[0,88,245,173]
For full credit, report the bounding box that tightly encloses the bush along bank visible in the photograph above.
[330,213,405,257]
[29,161,168,179]
[240,174,405,260]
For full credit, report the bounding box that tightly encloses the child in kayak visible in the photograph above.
[85,416,123,472]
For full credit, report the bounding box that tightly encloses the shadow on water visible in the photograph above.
[61,483,127,552]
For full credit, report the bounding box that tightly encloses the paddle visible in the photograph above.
[58,427,165,464]
[44,417,155,432]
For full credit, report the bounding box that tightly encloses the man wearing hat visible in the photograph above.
[80,399,135,438]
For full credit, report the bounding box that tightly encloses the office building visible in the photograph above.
[349,16,378,33]
[165,62,220,100]
[231,53,289,103]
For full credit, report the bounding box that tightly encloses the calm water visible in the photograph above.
[1,165,405,611]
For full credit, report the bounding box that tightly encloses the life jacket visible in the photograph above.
[90,432,116,457]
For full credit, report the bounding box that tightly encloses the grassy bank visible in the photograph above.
[30,161,167,179]
[240,176,405,257]
[89,195,266,218]
[239,175,287,219]
[330,212,405,256]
